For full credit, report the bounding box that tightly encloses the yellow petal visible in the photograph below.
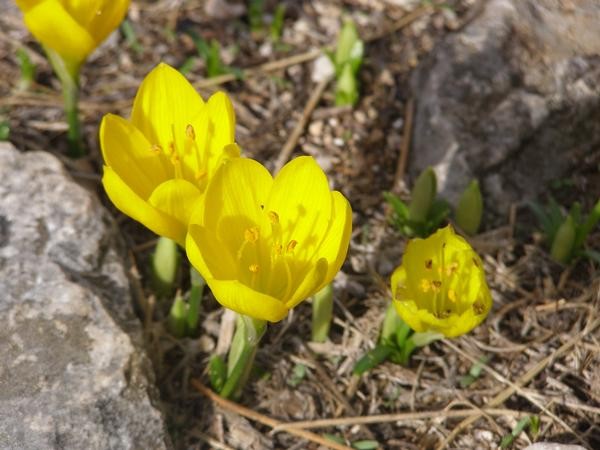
[99,114,171,199]
[186,224,238,280]
[79,0,130,46]
[284,257,328,310]
[320,191,353,284]
[206,279,289,323]
[202,158,273,254]
[147,178,203,236]
[131,63,205,153]
[19,0,95,64]
[206,91,236,173]
[102,166,186,244]
[266,156,332,260]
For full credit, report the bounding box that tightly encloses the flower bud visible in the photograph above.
[550,215,576,264]
[455,179,483,235]
[409,167,437,223]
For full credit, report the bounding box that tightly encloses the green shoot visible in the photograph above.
[0,120,9,141]
[353,304,443,375]
[459,355,490,388]
[249,0,265,34]
[499,416,540,449]
[328,18,364,106]
[17,48,35,91]
[287,363,307,387]
[530,197,600,264]
[455,179,483,235]
[121,19,143,55]
[270,4,286,42]
[184,31,243,79]
[384,168,450,238]
[151,237,180,297]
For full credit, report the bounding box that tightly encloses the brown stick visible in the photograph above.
[273,76,331,172]
[190,379,354,450]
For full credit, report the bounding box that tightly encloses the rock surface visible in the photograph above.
[0,143,170,450]
[410,0,600,216]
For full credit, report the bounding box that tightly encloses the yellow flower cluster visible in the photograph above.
[100,63,352,323]
[391,226,492,337]
[16,0,131,74]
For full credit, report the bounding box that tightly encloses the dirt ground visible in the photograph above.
[1,1,599,449]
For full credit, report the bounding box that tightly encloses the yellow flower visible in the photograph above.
[186,156,352,322]
[100,63,239,246]
[15,0,130,73]
[391,225,492,338]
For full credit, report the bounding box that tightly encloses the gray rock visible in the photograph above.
[522,444,587,450]
[0,143,170,450]
[410,0,600,216]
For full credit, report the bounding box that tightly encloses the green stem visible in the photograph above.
[186,267,205,333]
[220,314,266,399]
[311,283,333,342]
[44,47,84,158]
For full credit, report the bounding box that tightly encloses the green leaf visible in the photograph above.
[410,331,443,347]
[287,363,307,387]
[270,4,286,42]
[455,179,483,235]
[151,237,180,298]
[500,416,533,449]
[324,434,346,445]
[209,355,227,392]
[167,296,187,338]
[352,440,380,450]
[353,344,393,375]
[0,121,9,141]
[459,355,490,388]
[409,167,437,224]
[121,19,143,55]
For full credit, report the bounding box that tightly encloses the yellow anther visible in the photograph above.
[446,261,459,275]
[249,264,259,273]
[273,243,283,256]
[150,144,162,153]
[425,259,433,269]
[286,240,297,253]
[186,124,196,140]
[472,300,485,315]
[431,280,442,292]
[420,279,431,293]
[244,227,259,243]
[170,153,180,165]
[448,289,457,302]
[168,141,176,156]
[268,211,279,224]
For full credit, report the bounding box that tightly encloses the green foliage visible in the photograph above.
[328,18,364,107]
[151,237,180,297]
[209,355,227,392]
[0,120,9,141]
[323,434,380,450]
[286,363,307,387]
[499,416,540,448]
[248,0,265,34]
[459,355,490,388]
[455,179,483,235]
[121,19,143,55]
[353,304,442,375]
[182,31,243,79]
[17,48,35,91]
[384,168,450,238]
[530,197,600,264]
[311,283,334,342]
[269,4,286,42]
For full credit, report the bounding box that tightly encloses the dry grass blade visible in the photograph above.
[438,316,600,449]
[190,379,355,450]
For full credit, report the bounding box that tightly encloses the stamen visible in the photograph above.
[448,289,457,302]
[431,280,442,292]
[186,124,196,140]
[273,243,283,256]
[268,211,279,224]
[244,227,259,243]
[249,264,259,273]
[446,261,459,275]
[420,279,430,293]
[286,240,297,253]
[168,141,176,156]
[150,144,162,153]
[425,259,433,269]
